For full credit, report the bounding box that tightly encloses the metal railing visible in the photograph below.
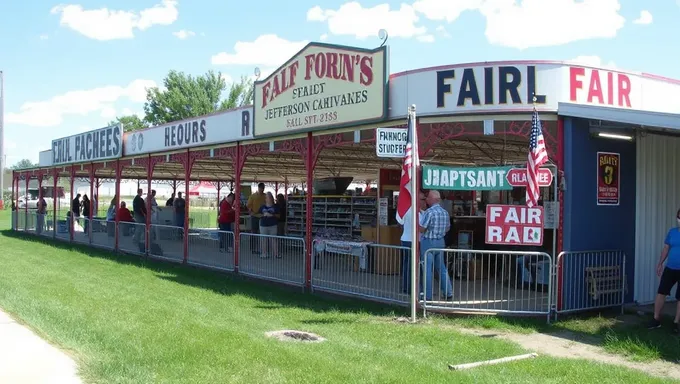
[422,249,553,321]
[16,210,26,231]
[91,219,115,250]
[311,240,409,305]
[25,211,37,234]
[555,250,626,318]
[117,221,146,255]
[71,217,91,245]
[149,224,185,263]
[187,228,235,271]
[55,212,71,242]
[238,233,305,286]
[37,212,54,239]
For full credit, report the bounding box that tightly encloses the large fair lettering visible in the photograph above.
[52,125,122,165]
[436,65,546,108]
[569,67,632,108]
[164,120,207,147]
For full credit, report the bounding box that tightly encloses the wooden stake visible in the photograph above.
[449,353,538,371]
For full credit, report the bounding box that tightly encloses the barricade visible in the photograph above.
[25,211,37,234]
[148,224,184,262]
[71,217,91,245]
[16,210,26,232]
[90,218,115,250]
[37,212,54,239]
[55,212,71,242]
[238,233,305,286]
[422,249,553,321]
[555,250,626,318]
[187,228,235,271]
[117,222,146,255]
[311,240,410,305]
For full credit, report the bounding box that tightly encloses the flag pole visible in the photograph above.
[409,104,418,323]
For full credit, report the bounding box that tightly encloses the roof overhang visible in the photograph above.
[558,102,680,131]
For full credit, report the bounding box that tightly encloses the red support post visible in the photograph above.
[114,161,122,252]
[233,144,242,272]
[216,181,221,227]
[11,172,15,230]
[52,169,58,238]
[88,165,94,244]
[146,155,153,255]
[284,178,288,196]
[69,166,74,242]
[24,174,29,231]
[183,150,191,263]
[305,132,314,288]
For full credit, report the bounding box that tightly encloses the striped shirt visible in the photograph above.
[419,203,450,240]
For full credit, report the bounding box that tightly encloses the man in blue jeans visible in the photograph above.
[400,192,425,294]
[419,190,453,301]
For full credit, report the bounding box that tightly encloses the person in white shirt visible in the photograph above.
[400,192,425,294]
[146,190,161,241]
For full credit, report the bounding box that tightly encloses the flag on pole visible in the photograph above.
[526,108,549,207]
[396,110,419,224]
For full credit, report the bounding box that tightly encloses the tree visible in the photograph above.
[11,159,37,170]
[143,70,254,126]
[109,115,148,132]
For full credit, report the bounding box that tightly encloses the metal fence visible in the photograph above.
[117,222,146,255]
[555,250,626,318]
[187,228,235,271]
[55,212,71,242]
[71,218,91,245]
[238,233,305,286]
[148,224,184,262]
[311,241,409,305]
[16,210,25,232]
[422,249,553,320]
[91,219,115,249]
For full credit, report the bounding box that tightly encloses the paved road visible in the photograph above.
[0,309,81,384]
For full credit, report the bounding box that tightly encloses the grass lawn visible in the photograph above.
[0,211,674,383]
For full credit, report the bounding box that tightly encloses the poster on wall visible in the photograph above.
[485,204,544,246]
[596,152,620,206]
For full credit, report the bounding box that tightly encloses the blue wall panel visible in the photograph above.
[562,117,635,306]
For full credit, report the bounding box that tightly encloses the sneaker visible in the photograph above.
[647,319,662,330]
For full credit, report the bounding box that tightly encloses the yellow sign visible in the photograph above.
[254,43,388,137]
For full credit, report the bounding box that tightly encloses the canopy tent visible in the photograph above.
[188,181,217,196]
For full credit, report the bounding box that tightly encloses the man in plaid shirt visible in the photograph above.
[419,190,453,300]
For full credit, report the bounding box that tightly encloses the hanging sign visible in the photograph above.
[485,204,544,246]
[596,152,620,206]
[376,128,408,158]
[253,42,388,137]
[505,168,553,187]
[52,124,123,165]
[124,107,253,156]
[422,165,513,191]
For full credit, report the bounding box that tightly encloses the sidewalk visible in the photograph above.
[0,309,81,384]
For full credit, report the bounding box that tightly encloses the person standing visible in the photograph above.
[166,193,175,207]
[276,193,287,237]
[258,192,280,258]
[419,190,453,301]
[36,196,47,235]
[132,189,147,246]
[82,194,91,235]
[400,191,425,294]
[173,192,186,239]
[648,208,680,333]
[246,183,266,252]
[218,193,236,251]
[147,190,160,241]
[71,193,81,232]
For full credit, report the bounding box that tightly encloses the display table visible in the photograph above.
[313,239,371,271]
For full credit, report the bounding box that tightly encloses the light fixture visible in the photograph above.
[597,132,633,141]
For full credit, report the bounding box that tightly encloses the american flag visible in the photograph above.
[396,110,419,224]
[526,108,549,207]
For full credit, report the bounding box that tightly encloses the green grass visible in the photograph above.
[0,211,675,383]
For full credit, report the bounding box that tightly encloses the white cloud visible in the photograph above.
[436,25,451,38]
[320,33,329,41]
[50,0,178,41]
[121,108,134,116]
[633,10,652,25]
[100,106,117,119]
[306,3,429,40]
[211,34,308,67]
[414,0,625,49]
[417,34,435,43]
[569,55,617,69]
[6,79,156,127]
[39,34,49,40]
[173,29,195,39]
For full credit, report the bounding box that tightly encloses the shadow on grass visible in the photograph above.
[1,230,402,319]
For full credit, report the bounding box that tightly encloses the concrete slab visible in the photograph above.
[0,309,81,384]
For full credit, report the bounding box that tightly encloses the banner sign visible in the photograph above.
[52,124,122,165]
[254,42,388,137]
[376,127,407,158]
[124,106,253,156]
[597,152,620,205]
[422,165,513,191]
[505,168,553,187]
[485,204,544,246]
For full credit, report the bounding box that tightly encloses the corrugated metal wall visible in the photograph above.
[635,133,680,304]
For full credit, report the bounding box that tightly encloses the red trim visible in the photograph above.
[305,133,314,288]
[556,116,565,311]
[183,150,190,263]
[69,166,74,242]
[233,143,242,271]
[114,160,122,252]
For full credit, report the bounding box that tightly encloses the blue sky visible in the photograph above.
[1,0,678,166]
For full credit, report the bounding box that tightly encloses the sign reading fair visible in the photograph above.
[376,127,407,157]
[124,106,253,156]
[485,204,544,246]
[422,165,513,191]
[254,42,388,137]
[52,125,122,165]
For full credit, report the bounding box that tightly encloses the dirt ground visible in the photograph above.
[458,327,680,381]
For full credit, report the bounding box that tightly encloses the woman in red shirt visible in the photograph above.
[218,194,236,251]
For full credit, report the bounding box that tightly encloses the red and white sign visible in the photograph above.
[485,204,544,246]
[569,67,633,108]
[254,43,388,137]
[506,168,553,188]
